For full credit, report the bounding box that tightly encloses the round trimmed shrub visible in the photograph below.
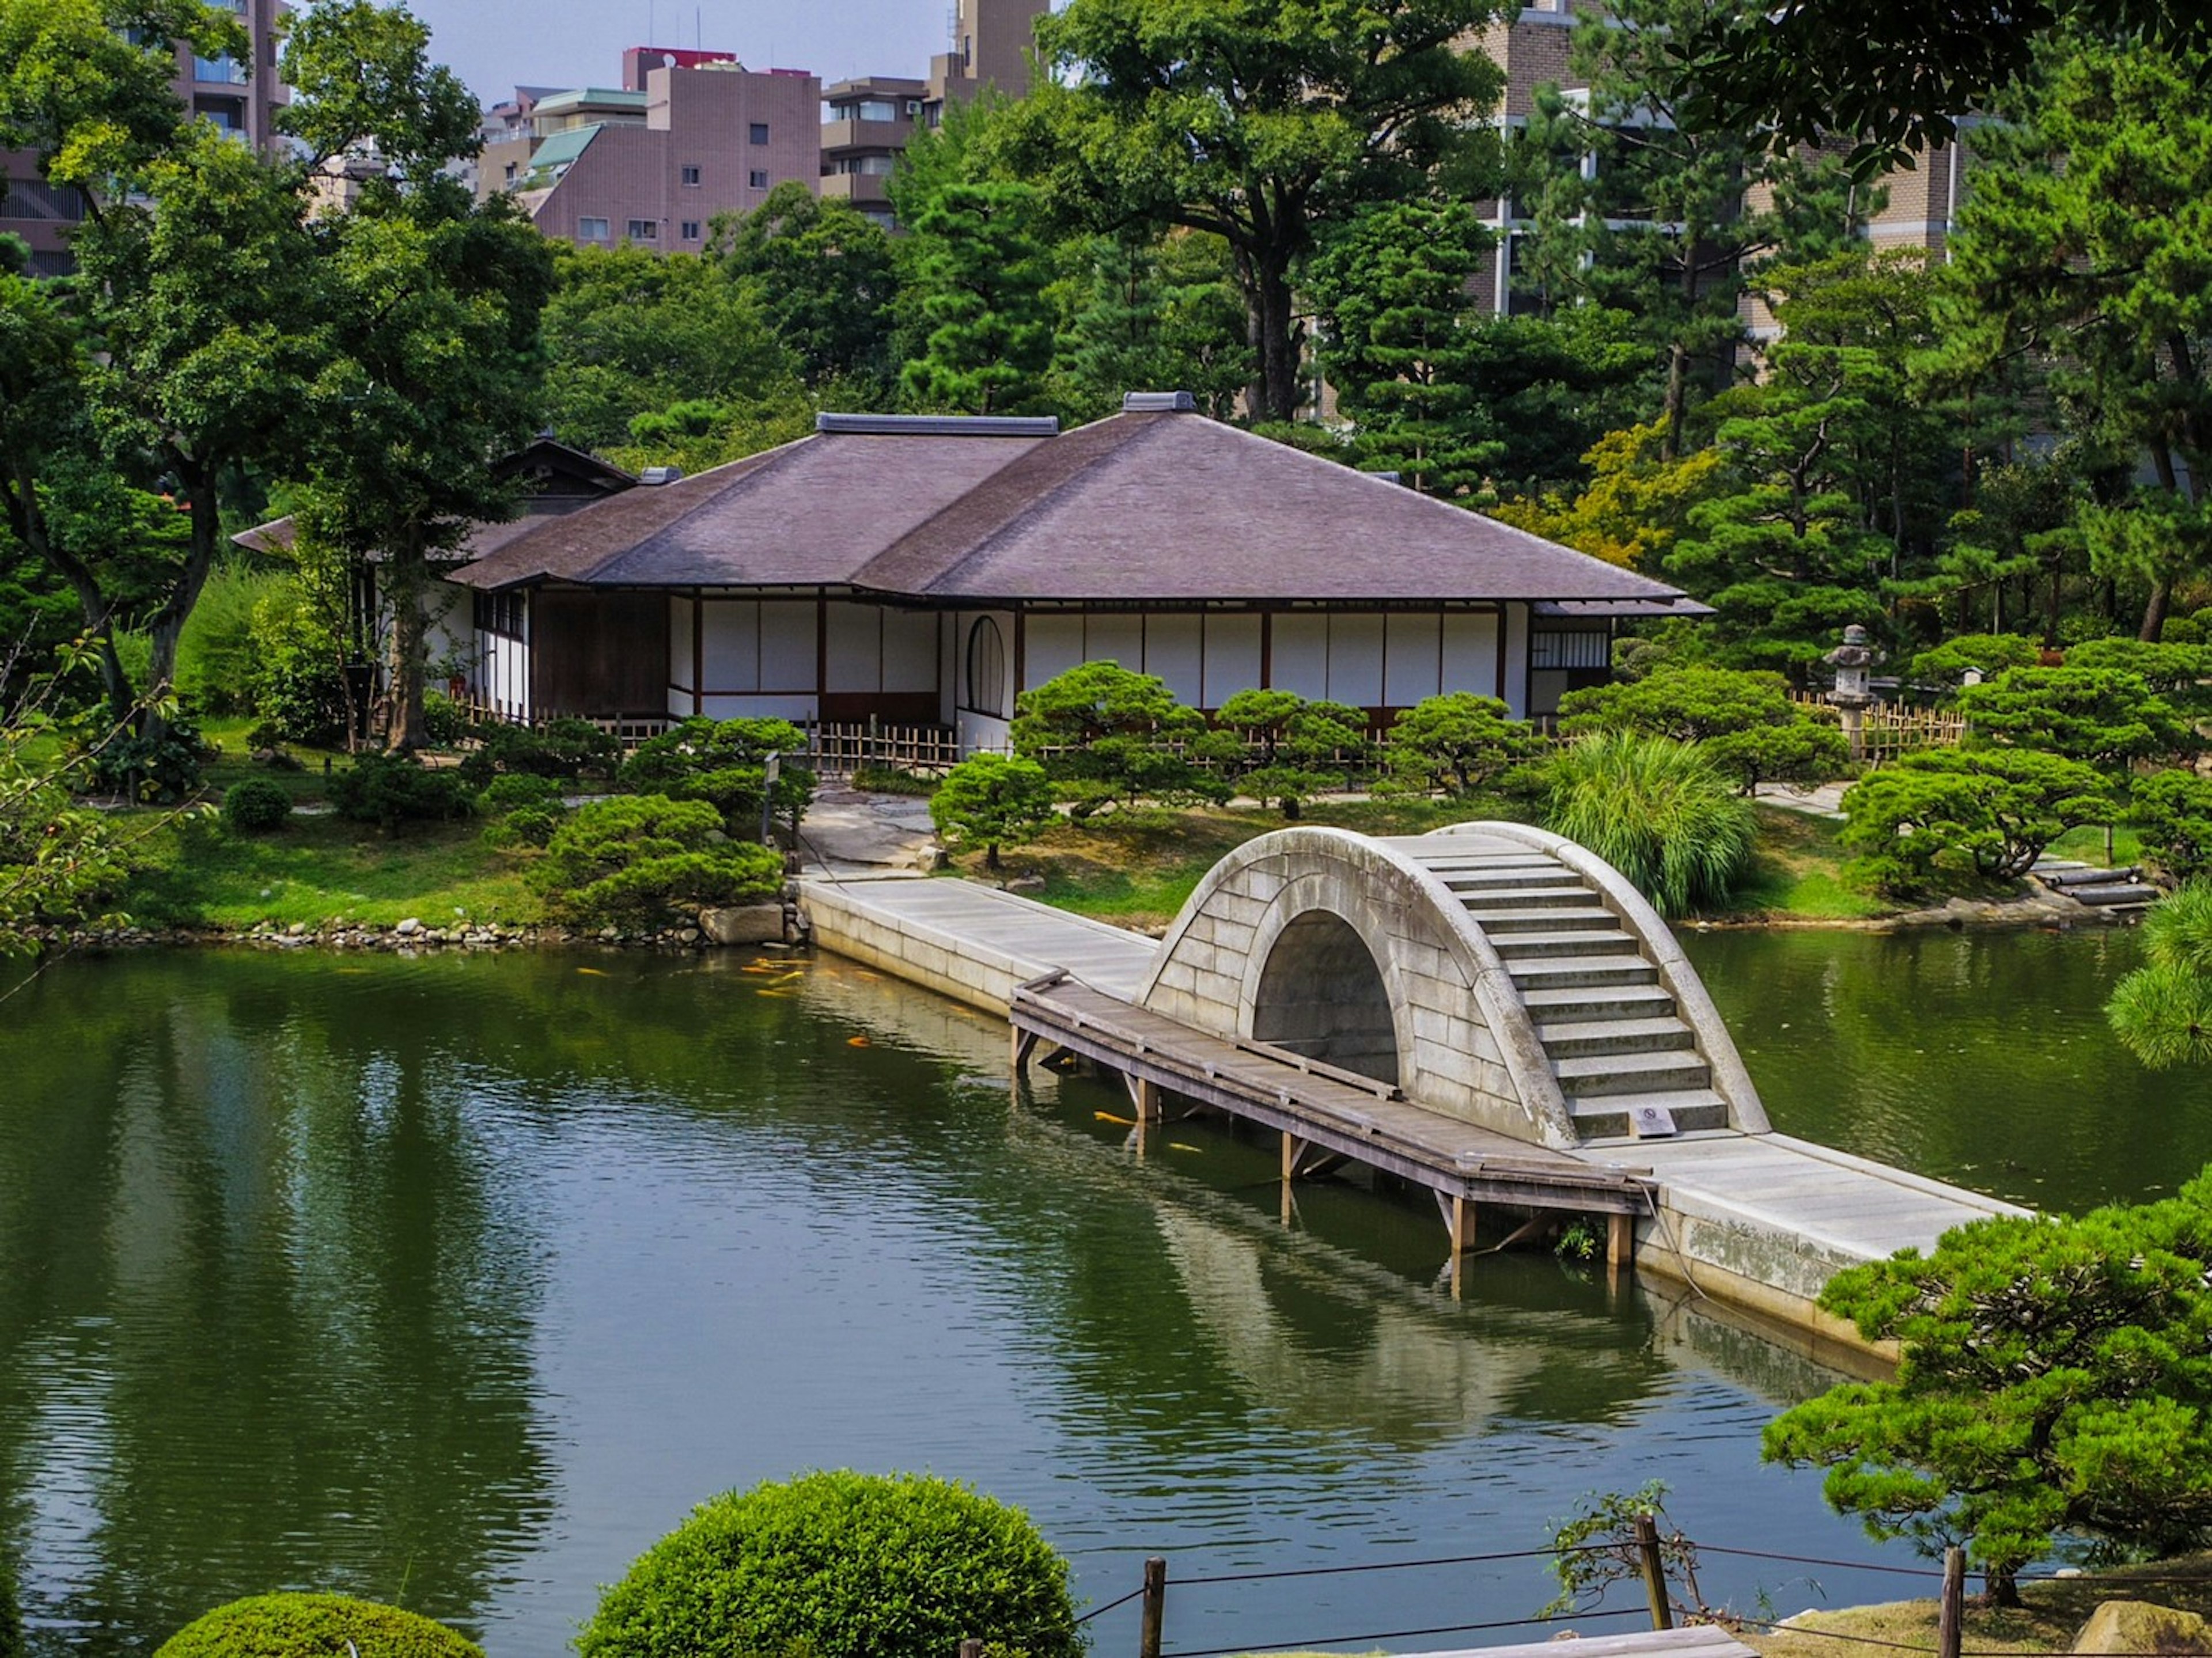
[478,772,565,815]
[222,777,294,834]
[580,1470,1082,1658]
[154,1592,481,1658]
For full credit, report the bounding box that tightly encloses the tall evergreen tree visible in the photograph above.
[900,181,1054,416]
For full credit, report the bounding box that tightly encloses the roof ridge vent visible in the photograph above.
[1122,390,1198,413]
[815,412,1060,438]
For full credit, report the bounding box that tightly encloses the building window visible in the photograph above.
[577,217,611,241]
[626,218,659,241]
[680,220,702,241]
[1528,629,1611,670]
[749,122,769,144]
[965,616,1006,715]
[680,164,700,185]
[503,162,517,184]
[475,590,527,639]
[748,169,768,189]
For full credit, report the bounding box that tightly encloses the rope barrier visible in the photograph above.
[1073,1584,1149,1626]
[1696,1546,1948,1579]
[1159,1604,1641,1658]
[1171,1540,1616,1587]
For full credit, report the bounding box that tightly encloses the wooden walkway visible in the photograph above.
[1012,974,1647,1253]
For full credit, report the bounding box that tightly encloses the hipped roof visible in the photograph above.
[449,409,1698,610]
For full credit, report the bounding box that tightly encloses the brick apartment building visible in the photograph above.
[478,50,820,252]
[1,0,289,276]
[820,0,1048,232]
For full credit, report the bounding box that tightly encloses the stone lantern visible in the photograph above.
[1824,624,1881,758]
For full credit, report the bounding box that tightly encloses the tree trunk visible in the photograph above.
[385,534,429,752]
[2141,576,2172,642]
[141,469,222,746]
[1987,1566,2020,1610]
[1661,342,1690,462]
[1247,257,1303,426]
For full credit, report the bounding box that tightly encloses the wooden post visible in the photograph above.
[1608,1212,1634,1270]
[959,1642,983,1658]
[1138,1555,1167,1658]
[1448,1194,1473,1257]
[1937,1547,1965,1658]
[1130,1076,1161,1123]
[1634,1513,1672,1631]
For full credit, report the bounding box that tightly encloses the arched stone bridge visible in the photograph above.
[1134,823,1770,1149]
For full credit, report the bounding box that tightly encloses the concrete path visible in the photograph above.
[795,786,940,877]
[1750,780,1850,819]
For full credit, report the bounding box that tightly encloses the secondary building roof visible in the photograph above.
[449,404,1702,612]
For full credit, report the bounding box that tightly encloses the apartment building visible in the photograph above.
[1464,0,1962,319]
[819,0,1048,232]
[480,50,820,252]
[1,0,289,276]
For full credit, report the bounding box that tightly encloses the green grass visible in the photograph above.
[118,810,540,931]
[2045,819,2147,867]
[1718,809,1895,920]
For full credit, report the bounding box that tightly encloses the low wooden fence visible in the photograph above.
[800,719,1397,780]
[1788,692,1966,763]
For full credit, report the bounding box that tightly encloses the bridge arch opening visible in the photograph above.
[1251,909,1400,1086]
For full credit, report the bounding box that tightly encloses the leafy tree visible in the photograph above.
[717,181,902,397]
[930,753,1057,870]
[1051,231,1252,423]
[578,1470,1080,1658]
[1543,731,1755,915]
[620,716,813,839]
[2133,771,2212,882]
[1009,0,1501,424]
[2063,636,2212,701]
[533,795,783,929]
[1491,419,1726,570]
[0,646,132,951]
[1385,692,1540,798]
[900,182,1054,416]
[541,245,801,453]
[1011,661,1216,814]
[1906,633,2041,688]
[2108,882,2212,1068]
[1214,688,1370,817]
[1838,748,2113,891]
[1942,38,2212,640]
[1307,200,1494,494]
[1955,665,2199,777]
[1558,665,1849,794]
[1764,1169,2212,1602]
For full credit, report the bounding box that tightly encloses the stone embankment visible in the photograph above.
[21,899,804,955]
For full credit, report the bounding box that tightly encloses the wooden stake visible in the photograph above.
[1937,1547,1965,1658]
[1139,1555,1167,1658]
[959,1642,983,1658]
[1608,1212,1634,1270]
[1634,1513,1672,1631]
[1449,1194,1473,1257]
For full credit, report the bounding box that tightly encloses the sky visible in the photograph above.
[400,0,953,101]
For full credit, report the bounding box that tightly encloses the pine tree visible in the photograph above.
[900,182,1054,417]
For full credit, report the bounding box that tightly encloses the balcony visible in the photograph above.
[820,172,891,205]
[820,117,911,157]
[192,54,248,86]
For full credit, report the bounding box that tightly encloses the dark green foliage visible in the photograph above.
[1955,665,2200,774]
[1385,693,1541,798]
[717,181,901,396]
[1763,1168,2212,1601]
[619,717,813,838]
[900,182,1054,416]
[328,753,474,832]
[1543,733,1756,915]
[930,754,1058,870]
[483,803,565,851]
[2107,882,2212,1069]
[421,690,471,746]
[2062,636,2212,702]
[476,772,565,815]
[171,567,268,716]
[1839,748,2113,892]
[1050,232,1252,423]
[221,777,293,834]
[1011,662,1217,814]
[1557,666,1849,794]
[577,1470,1081,1658]
[532,795,783,928]
[153,1593,482,1658]
[458,718,621,788]
[82,710,206,802]
[1215,688,1372,815]
[245,575,351,746]
[2134,769,2212,881]
[1907,633,2042,688]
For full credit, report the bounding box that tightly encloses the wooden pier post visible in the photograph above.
[1634,1513,1672,1630]
[1608,1212,1635,1272]
[1127,1075,1162,1123]
[1138,1555,1167,1658]
[1937,1547,1965,1658]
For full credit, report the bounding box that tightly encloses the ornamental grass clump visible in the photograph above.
[1542,731,1755,916]
[580,1470,1082,1658]
[154,1593,481,1658]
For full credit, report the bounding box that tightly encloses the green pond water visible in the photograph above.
[0,925,2198,1658]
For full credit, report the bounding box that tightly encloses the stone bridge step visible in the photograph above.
[1554,1050,1713,1097]
[1570,1087,1732,1138]
[1467,907,1620,934]
[1490,929,1641,959]
[1536,1016,1697,1057]
[1506,955,1661,990]
[1435,869,1586,893]
[1450,883,1597,907]
[1521,984,1679,1022]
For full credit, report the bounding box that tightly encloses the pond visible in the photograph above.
[0,926,2196,1658]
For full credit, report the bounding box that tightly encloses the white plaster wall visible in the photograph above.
[957,710,1012,753]
[1145,614,1204,705]
[939,612,957,724]
[700,599,759,690]
[1203,613,1263,705]
[424,582,472,674]
[882,608,937,693]
[759,599,816,691]
[1271,614,1329,700]
[1328,613,1385,707]
[1441,612,1500,701]
[1024,613,1084,685]
[1384,612,1442,707]
[1501,602,1529,718]
[1085,613,1143,673]
[824,600,881,693]
[700,693,816,720]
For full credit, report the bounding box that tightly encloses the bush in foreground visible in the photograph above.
[1543,731,1753,915]
[931,754,1056,869]
[1838,747,2112,894]
[619,717,813,836]
[154,1592,481,1658]
[2107,881,2212,1069]
[328,754,474,832]
[532,795,782,928]
[580,1470,1081,1658]
[221,777,293,834]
